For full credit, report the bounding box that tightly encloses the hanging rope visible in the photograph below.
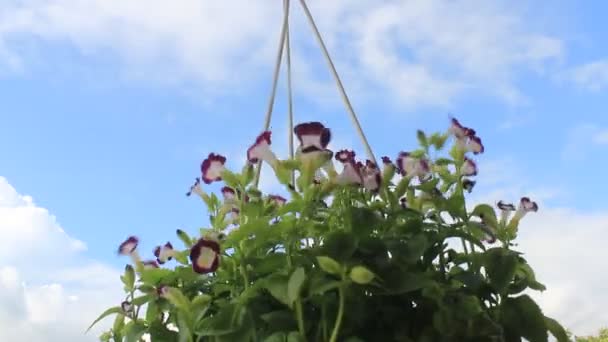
[298,0,377,165]
[284,0,296,185]
[254,0,291,187]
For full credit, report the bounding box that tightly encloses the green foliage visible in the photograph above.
[92,122,564,342]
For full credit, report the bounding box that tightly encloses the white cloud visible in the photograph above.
[0,0,563,109]
[0,177,122,342]
[520,208,608,336]
[465,163,606,336]
[564,59,608,91]
[593,129,608,144]
[562,124,608,160]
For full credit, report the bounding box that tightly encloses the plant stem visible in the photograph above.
[240,264,249,290]
[329,284,345,342]
[295,299,307,341]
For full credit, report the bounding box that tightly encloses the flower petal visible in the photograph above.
[462,179,476,193]
[462,157,478,176]
[118,236,139,256]
[201,153,227,184]
[121,301,133,313]
[189,238,220,274]
[520,197,539,213]
[269,195,287,206]
[335,149,356,163]
[186,178,202,197]
[497,201,516,211]
[247,131,278,166]
[294,122,331,150]
[154,242,175,264]
[362,160,382,192]
[143,260,159,269]
[466,135,485,154]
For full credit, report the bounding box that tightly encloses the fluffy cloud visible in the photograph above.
[564,59,608,91]
[0,0,562,108]
[518,208,608,336]
[0,177,122,342]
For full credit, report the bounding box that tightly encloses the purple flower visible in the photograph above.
[462,157,478,176]
[121,301,134,314]
[497,200,517,225]
[269,195,287,206]
[118,236,139,256]
[154,242,175,265]
[142,260,159,269]
[396,152,430,179]
[462,179,476,193]
[201,153,227,184]
[294,122,331,153]
[466,135,485,155]
[247,131,278,166]
[335,149,363,185]
[362,160,382,192]
[513,197,538,221]
[190,238,220,274]
[186,178,202,197]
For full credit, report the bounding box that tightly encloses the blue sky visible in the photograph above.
[0,0,608,340]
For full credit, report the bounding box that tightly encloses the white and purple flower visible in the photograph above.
[189,238,221,274]
[512,197,538,221]
[269,195,287,206]
[462,179,476,193]
[201,153,227,184]
[118,236,139,256]
[247,131,279,167]
[154,242,175,265]
[335,149,363,185]
[461,157,478,177]
[448,117,484,154]
[294,121,331,153]
[121,301,134,314]
[361,160,382,192]
[142,260,160,269]
[396,152,430,179]
[186,178,203,197]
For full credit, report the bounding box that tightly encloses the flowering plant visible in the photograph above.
[91,119,568,342]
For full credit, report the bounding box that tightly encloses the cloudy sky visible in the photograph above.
[0,0,607,340]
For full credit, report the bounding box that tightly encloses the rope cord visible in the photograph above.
[284,0,296,185]
[254,0,290,187]
[298,0,377,164]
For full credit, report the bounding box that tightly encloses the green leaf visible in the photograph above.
[260,310,298,332]
[146,299,160,323]
[221,169,241,188]
[429,133,449,150]
[124,320,147,342]
[484,248,519,293]
[322,231,357,262]
[544,316,569,342]
[287,331,305,342]
[316,256,342,276]
[434,157,453,166]
[113,313,126,336]
[287,267,306,305]
[164,287,191,310]
[384,271,434,294]
[263,274,291,306]
[470,204,498,228]
[417,130,429,148]
[177,312,193,342]
[176,229,193,247]
[241,163,255,185]
[121,264,135,291]
[196,303,242,336]
[501,295,548,342]
[86,306,122,332]
[394,176,411,199]
[264,332,287,342]
[349,266,375,285]
[139,268,174,285]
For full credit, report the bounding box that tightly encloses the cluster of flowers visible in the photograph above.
[115,118,539,284]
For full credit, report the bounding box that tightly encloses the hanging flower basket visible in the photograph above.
[90,1,568,341]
